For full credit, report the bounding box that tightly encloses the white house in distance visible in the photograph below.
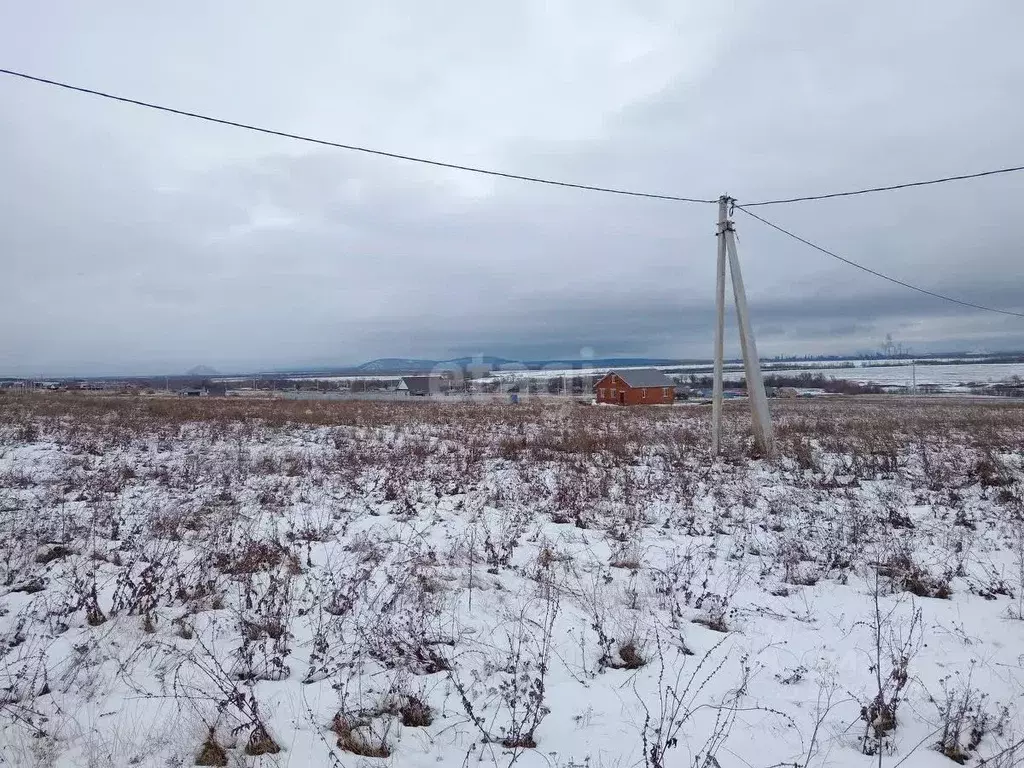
[396,376,451,396]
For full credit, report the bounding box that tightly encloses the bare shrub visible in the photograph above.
[34,545,73,565]
[332,712,392,758]
[692,552,748,633]
[216,539,299,577]
[497,595,559,750]
[609,540,643,570]
[877,545,951,599]
[15,421,39,443]
[971,449,1013,489]
[860,573,923,756]
[637,636,747,768]
[231,567,295,682]
[977,728,1023,768]
[779,537,821,586]
[789,436,820,472]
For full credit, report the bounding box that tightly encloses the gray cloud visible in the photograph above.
[1,1,1023,376]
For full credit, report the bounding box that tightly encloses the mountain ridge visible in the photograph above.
[353,356,687,374]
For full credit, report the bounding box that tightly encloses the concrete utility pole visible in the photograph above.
[711,198,728,455]
[711,196,774,456]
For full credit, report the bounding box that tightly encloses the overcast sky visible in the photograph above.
[2,2,1023,376]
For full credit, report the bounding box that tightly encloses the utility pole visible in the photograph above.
[712,198,728,455]
[711,196,774,456]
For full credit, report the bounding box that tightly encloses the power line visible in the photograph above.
[0,67,717,204]
[4,67,1024,212]
[734,204,1024,319]
[742,165,1024,207]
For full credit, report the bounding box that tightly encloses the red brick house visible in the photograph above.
[594,368,675,405]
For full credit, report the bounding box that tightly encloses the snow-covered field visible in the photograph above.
[215,361,1024,393]
[763,363,1024,388]
[1,393,1023,768]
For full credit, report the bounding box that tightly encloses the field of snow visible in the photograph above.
[764,363,1024,388]
[214,375,405,384]
[487,359,1024,385]
[1,393,1023,768]
[211,361,1024,394]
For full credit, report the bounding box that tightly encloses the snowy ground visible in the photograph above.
[761,363,1024,389]
[215,361,1024,394]
[1,393,1023,768]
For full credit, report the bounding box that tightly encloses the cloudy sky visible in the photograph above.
[2,1,1023,376]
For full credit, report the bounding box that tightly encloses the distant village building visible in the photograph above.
[175,380,225,397]
[594,368,675,405]
[397,376,455,396]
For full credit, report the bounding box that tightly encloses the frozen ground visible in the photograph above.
[1,394,1023,768]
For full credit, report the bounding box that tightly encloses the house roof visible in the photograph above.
[400,376,450,395]
[606,368,674,389]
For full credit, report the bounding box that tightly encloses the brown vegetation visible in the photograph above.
[1,391,1022,766]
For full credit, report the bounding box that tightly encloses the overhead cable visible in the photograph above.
[735,204,1024,319]
[5,68,1024,208]
[741,165,1024,207]
[0,68,717,204]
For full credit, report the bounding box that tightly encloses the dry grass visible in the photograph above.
[2,390,1022,454]
[399,695,433,727]
[332,713,392,758]
[195,728,228,766]
[244,724,281,756]
[1,391,1022,766]
[615,641,647,670]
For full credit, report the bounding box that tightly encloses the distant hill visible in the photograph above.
[529,357,685,370]
[352,356,685,374]
[354,358,433,373]
[355,356,516,373]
